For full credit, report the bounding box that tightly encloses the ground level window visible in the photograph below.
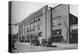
[52,29,61,35]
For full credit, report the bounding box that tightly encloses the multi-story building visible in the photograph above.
[17,4,78,45]
[18,5,48,43]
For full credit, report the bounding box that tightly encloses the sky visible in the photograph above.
[11,1,60,24]
[11,1,78,34]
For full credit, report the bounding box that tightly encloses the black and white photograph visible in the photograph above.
[8,1,78,53]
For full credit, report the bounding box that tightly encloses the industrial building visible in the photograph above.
[17,4,78,46]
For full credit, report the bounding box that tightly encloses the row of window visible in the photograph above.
[27,25,40,33]
[19,14,43,35]
[21,24,41,34]
[29,18,41,25]
[23,17,41,33]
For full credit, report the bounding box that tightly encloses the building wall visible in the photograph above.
[51,4,69,42]
[18,4,71,43]
[46,10,51,40]
[18,5,48,41]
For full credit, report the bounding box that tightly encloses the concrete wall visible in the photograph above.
[52,4,69,42]
[46,10,51,40]
[18,5,48,41]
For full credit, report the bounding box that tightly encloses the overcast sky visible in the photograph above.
[11,1,78,34]
[11,1,60,24]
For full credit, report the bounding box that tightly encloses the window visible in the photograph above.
[34,20,35,23]
[72,29,78,33]
[52,29,61,35]
[30,20,34,24]
[27,30,29,32]
[58,23,61,26]
[38,25,40,30]
[35,20,37,22]
[27,28,30,32]
[38,18,40,21]
[27,29,29,32]
[34,19,38,23]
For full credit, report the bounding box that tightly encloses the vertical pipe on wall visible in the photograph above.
[68,4,70,44]
[50,8,52,37]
